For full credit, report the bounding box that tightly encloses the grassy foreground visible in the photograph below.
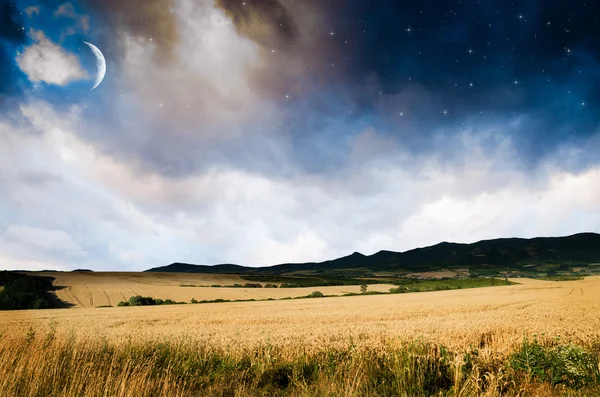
[1,329,599,397]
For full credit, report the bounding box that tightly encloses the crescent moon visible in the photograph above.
[83,41,106,90]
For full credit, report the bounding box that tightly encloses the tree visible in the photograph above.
[360,284,368,294]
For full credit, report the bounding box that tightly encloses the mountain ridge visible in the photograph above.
[144,232,600,275]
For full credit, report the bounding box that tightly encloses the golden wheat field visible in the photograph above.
[3,276,599,353]
[3,276,600,396]
[24,271,397,308]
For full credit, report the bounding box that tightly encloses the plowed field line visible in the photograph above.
[100,287,111,306]
[65,287,84,307]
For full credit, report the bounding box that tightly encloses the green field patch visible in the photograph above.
[389,277,515,294]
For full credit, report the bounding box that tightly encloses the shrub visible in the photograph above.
[509,338,600,388]
[360,284,368,294]
[128,296,156,306]
[307,291,324,298]
[117,296,183,307]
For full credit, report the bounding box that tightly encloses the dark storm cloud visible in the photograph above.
[0,0,27,104]
[83,0,179,62]
[220,0,600,106]
[215,0,297,50]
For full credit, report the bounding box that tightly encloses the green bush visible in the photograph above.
[117,296,183,307]
[243,283,263,288]
[509,338,600,388]
[307,291,324,298]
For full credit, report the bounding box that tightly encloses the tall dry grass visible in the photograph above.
[0,327,599,397]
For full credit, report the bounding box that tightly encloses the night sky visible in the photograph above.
[1,0,600,271]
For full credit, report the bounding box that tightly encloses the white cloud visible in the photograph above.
[4,225,84,257]
[54,3,76,18]
[16,30,88,86]
[0,254,71,271]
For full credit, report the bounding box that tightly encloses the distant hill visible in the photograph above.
[145,232,600,275]
[147,263,250,274]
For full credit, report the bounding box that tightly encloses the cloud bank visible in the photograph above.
[1,100,599,271]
